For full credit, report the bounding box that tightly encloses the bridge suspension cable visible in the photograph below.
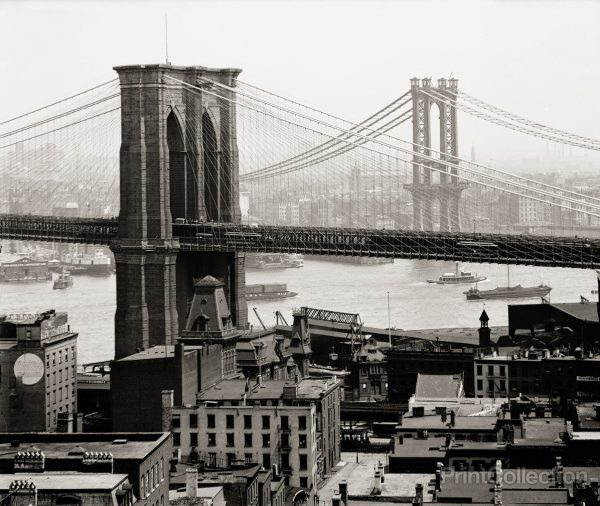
[421,87,600,152]
[457,89,600,149]
[209,75,600,208]
[175,75,600,216]
[165,75,600,238]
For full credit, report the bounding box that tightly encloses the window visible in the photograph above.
[299,454,307,470]
[300,477,308,488]
[499,366,506,376]
[488,380,494,392]
[281,433,289,448]
[160,458,164,481]
[226,433,235,447]
[245,453,253,463]
[488,365,494,376]
[281,453,289,468]
[298,434,307,449]
[189,414,198,428]
[226,414,234,429]
[245,433,253,447]
[207,414,215,428]
[227,453,235,466]
[208,433,216,447]
[172,415,181,429]
[477,379,483,391]
[500,380,506,391]
[262,434,270,448]
[244,415,252,429]
[262,415,270,429]
[263,453,271,468]
[298,416,306,430]
[208,453,216,466]
[190,433,198,447]
[173,433,180,446]
[281,415,288,429]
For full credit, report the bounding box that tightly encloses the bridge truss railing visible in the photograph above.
[2,216,600,270]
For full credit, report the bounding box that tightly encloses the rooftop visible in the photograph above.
[115,345,195,362]
[414,373,463,399]
[399,414,498,431]
[198,378,339,402]
[551,302,600,322]
[0,473,128,491]
[0,433,169,461]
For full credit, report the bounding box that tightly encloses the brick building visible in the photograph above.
[0,432,171,506]
[164,376,341,504]
[0,310,78,432]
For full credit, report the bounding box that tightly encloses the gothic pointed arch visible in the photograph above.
[202,110,220,222]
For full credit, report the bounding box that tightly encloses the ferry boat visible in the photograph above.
[465,284,552,300]
[246,283,298,300]
[53,271,74,290]
[427,262,486,284]
[246,253,304,269]
[61,249,112,276]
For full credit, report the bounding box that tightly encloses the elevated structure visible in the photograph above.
[111,64,247,359]
[405,77,467,232]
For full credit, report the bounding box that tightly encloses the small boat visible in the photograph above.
[53,271,74,290]
[464,265,551,300]
[465,284,551,300]
[427,262,486,284]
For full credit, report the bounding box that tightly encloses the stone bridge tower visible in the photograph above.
[112,64,247,359]
[405,77,467,232]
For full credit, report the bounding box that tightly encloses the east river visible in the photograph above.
[0,256,596,364]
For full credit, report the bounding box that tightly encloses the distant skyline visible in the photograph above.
[1,0,599,167]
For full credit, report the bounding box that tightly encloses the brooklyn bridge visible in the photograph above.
[1,63,600,357]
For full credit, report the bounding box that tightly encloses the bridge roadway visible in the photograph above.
[1,214,599,269]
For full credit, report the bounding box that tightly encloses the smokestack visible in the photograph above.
[398,412,404,426]
[186,468,198,498]
[554,456,564,487]
[414,483,424,505]
[450,410,456,427]
[331,493,342,506]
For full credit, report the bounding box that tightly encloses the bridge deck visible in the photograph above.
[1,215,598,269]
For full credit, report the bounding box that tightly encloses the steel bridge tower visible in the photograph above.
[112,64,247,359]
[405,77,467,232]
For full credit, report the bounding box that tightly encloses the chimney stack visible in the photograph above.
[374,471,382,495]
[494,460,503,505]
[435,462,443,491]
[339,480,348,504]
[554,456,564,487]
[414,483,424,505]
[161,390,174,432]
[186,468,198,498]
[450,410,456,427]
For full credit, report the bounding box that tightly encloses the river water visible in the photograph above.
[0,256,596,364]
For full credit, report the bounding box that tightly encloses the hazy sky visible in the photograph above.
[1,0,599,165]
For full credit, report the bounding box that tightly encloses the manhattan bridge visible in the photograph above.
[1,64,600,357]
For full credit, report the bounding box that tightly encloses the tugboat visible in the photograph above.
[464,265,551,300]
[427,262,486,284]
[53,271,74,290]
